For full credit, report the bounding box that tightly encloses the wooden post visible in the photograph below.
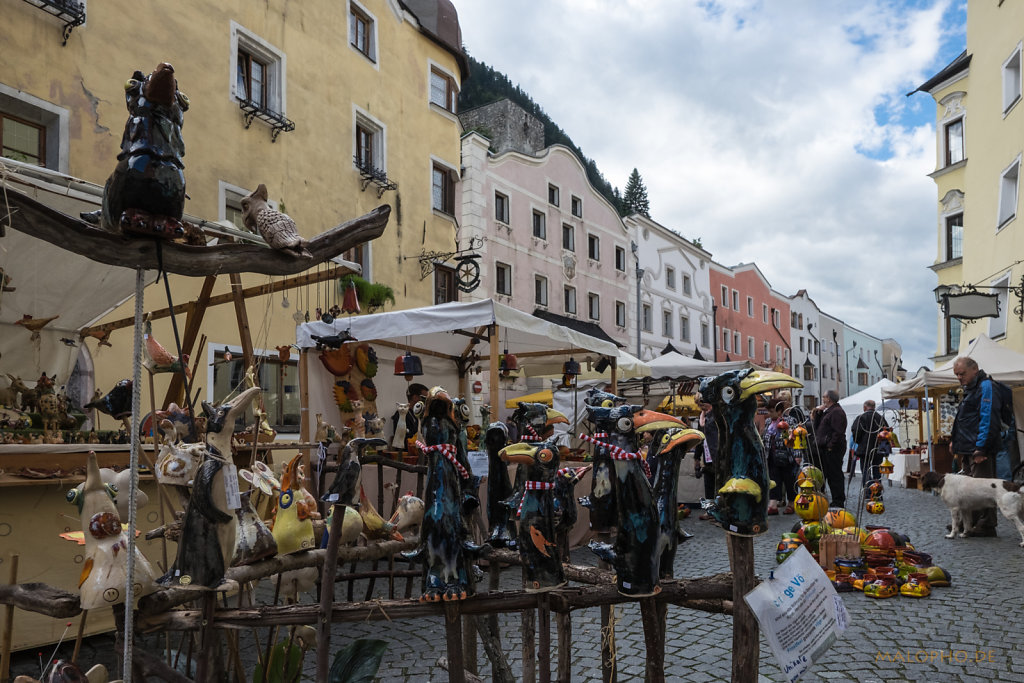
[609,357,618,395]
[317,504,345,681]
[463,614,478,676]
[194,592,219,682]
[72,610,88,665]
[597,544,616,683]
[555,609,572,683]
[162,274,216,407]
[521,568,536,683]
[0,555,18,683]
[443,602,466,683]
[727,534,758,682]
[639,598,666,683]
[537,594,551,683]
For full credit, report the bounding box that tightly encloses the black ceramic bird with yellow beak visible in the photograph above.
[649,427,706,577]
[697,369,802,536]
[501,438,565,591]
[589,409,683,596]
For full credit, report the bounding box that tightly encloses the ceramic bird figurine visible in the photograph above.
[579,400,642,532]
[66,452,157,610]
[649,427,705,578]
[230,489,278,567]
[311,331,357,349]
[85,63,188,237]
[552,465,590,557]
[697,369,802,536]
[323,437,383,508]
[271,453,317,555]
[588,409,683,597]
[402,386,483,601]
[358,485,403,541]
[504,403,570,525]
[79,327,113,348]
[484,421,515,548]
[154,424,205,487]
[84,379,134,421]
[159,387,262,589]
[388,491,425,534]
[69,466,151,520]
[14,314,59,341]
[241,184,312,258]
[143,320,191,378]
[501,439,566,591]
[155,402,194,442]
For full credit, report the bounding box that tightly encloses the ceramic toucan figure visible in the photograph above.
[649,427,706,578]
[697,369,802,536]
[484,421,516,548]
[588,409,682,596]
[452,397,482,516]
[579,401,644,532]
[159,387,261,589]
[66,452,157,610]
[402,386,482,601]
[272,452,318,555]
[501,438,565,591]
[504,402,569,528]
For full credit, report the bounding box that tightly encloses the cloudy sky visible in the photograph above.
[456,0,967,372]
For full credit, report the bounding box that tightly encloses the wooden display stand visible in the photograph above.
[818,534,861,570]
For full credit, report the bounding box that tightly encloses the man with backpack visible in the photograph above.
[950,356,1012,536]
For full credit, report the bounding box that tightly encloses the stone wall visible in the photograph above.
[459,99,545,155]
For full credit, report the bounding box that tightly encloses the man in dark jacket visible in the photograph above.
[694,400,718,520]
[812,389,848,508]
[951,357,1003,536]
[851,400,890,484]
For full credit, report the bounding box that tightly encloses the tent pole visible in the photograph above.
[923,386,933,471]
[489,325,500,423]
[609,357,618,395]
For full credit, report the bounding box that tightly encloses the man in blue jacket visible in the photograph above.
[950,356,1003,536]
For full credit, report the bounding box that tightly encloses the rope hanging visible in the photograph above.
[122,267,145,683]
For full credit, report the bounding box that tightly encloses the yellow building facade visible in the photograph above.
[919,1,1024,361]
[1,0,466,422]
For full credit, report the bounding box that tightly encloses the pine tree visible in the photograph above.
[623,168,650,217]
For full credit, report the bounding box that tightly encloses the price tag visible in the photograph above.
[223,463,241,510]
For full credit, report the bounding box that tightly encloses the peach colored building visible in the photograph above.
[458,102,631,349]
[709,262,792,371]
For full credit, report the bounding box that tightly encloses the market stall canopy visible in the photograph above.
[296,298,622,361]
[504,389,553,409]
[645,351,762,380]
[882,334,1024,398]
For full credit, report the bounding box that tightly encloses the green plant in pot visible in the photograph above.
[337,275,396,313]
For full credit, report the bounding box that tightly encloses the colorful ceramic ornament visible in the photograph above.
[388,492,425,534]
[824,508,856,529]
[501,439,566,591]
[504,403,570,528]
[319,346,353,376]
[796,464,825,492]
[402,387,483,601]
[272,453,318,555]
[795,491,829,522]
[697,370,803,536]
[159,387,261,589]
[776,533,803,563]
[649,427,705,578]
[579,399,641,532]
[66,452,157,610]
[154,420,205,486]
[143,320,191,378]
[358,485,403,541]
[354,344,378,377]
[239,460,281,496]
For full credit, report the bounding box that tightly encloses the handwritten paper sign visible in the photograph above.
[743,545,850,682]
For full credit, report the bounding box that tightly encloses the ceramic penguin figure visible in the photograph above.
[484,421,516,548]
[588,410,682,597]
[580,401,642,532]
[501,439,566,591]
[402,387,482,601]
[650,428,705,578]
[66,452,157,610]
[159,387,261,589]
[697,370,802,536]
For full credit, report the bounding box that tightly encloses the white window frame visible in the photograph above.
[430,156,458,216]
[680,315,690,342]
[989,274,1010,339]
[642,304,653,332]
[548,184,560,207]
[682,274,691,296]
[0,84,69,172]
[495,261,512,296]
[615,246,626,272]
[732,289,739,311]
[429,61,458,115]
[348,0,379,65]
[721,285,728,307]
[495,190,510,224]
[700,322,709,348]
[532,209,547,239]
[588,293,601,321]
[353,106,386,173]
[662,309,672,338]
[535,275,548,307]
[763,341,770,363]
[1003,43,1022,115]
[722,328,731,353]
[587,233,600,261]
[997,155,1020,230]
[746,296,754,317]
[562,223,575,252]
[230,21,287,115]
[615,301,626,328]
[944,117,964,167]
[733,331,740,354]
[762,304,768,323]
[564,285,577,314]
[571,195,583,218]
[747,336,754,358]
[665,266,676,290]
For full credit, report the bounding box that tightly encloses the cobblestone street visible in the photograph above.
[10,477,1024,682]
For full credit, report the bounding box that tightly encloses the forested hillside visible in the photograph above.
[459,53,625,214]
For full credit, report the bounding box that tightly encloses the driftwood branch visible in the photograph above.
[3,187,390,276]
[0,582,81,618]
[437,657,484,683]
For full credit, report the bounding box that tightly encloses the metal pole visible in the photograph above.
[924,386,934,471]
[635,267,644,359]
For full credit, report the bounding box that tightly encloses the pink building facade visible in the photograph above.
[458,130,632,349]
[709,262,792,372]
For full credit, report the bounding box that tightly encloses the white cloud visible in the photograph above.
[457,0,961,370]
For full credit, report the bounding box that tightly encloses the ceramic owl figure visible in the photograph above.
[241,184,312,258]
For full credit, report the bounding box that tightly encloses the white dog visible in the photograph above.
[921,472,1024,546]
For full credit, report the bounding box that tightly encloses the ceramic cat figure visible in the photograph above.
[392,402,410,449]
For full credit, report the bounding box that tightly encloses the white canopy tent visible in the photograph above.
[838,379,918,456]
[295,298,645,438]
[645,351,762,379]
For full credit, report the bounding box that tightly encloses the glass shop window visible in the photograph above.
[212,350,299,433]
